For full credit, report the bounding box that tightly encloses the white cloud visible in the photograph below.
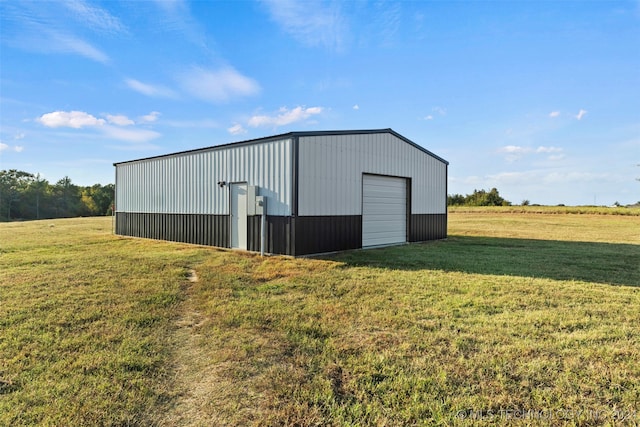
[4,2,111,63]
[37,110,162,143]
[423,107,446,121]
[499,145,563,155]
[248,106,323,128]
[106,114,134,126]
[260,0,347,51]
[575,109,588,120]
[373,1,401,47]
[62,0,127,34]
[353,104,360,110]
[46,31,110,63]
[499,145,529,154]
[38,111,106,128]
[485,171,537,184]
[228,123,247,135]
[152,0,209,50]
[0,142,24,153]
[540,171,610,184]
[535,146,563,153]
[179,66,260,103]
[549,111,561,118]
[139,111,161,123]
[14,133,25,140]
[102,126,161,143]
[125,78,177,98]
[498,145,564,162]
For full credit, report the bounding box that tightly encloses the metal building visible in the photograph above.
[114,129,448,256]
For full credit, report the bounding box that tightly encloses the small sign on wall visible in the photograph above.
[255,196,266,215]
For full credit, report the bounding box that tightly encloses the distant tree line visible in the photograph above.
[448,188,512,206]
[0,169,114,221]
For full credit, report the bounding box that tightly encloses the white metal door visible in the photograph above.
[230,183,248,249]
[362,174,406,247]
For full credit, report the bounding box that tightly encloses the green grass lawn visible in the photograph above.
[1,212,639,426]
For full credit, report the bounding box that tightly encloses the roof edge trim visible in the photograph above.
[113,128,448,166]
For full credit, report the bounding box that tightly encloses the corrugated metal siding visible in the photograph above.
[115,212,296,255]
[294,216,362,256]
[247,216,293,255]
[115,212,229,247]
[115,138,292,216]
[297,133,446,216]
[409,214,447,241]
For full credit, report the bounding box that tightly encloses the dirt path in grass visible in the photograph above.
[159,269,260,426]
[161,310,220,426]
[160,269,228,426]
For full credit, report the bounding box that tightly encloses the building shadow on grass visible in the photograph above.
[324,236,640,287]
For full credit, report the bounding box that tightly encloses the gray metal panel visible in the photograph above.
[297,132,447,216]
[115,138,292,216]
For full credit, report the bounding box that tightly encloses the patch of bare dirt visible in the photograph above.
[187,269,198,283]
[160,269,262,426]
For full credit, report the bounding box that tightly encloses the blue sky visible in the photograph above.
[1,0,638,205]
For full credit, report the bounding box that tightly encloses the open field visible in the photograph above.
[449,205,640,216]
[1,212,639,426]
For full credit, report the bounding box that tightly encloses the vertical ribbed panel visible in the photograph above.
[116,212,449,255]
[247,216,292,255]
[115,138,292,216]
[294,216,362,256]
[115,212,229,248]
[297,133,447,216]
[409,214,447,241]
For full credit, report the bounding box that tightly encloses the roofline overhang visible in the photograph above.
[113,128,449,166]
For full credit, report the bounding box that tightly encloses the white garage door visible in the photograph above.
[362,174,407,247]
